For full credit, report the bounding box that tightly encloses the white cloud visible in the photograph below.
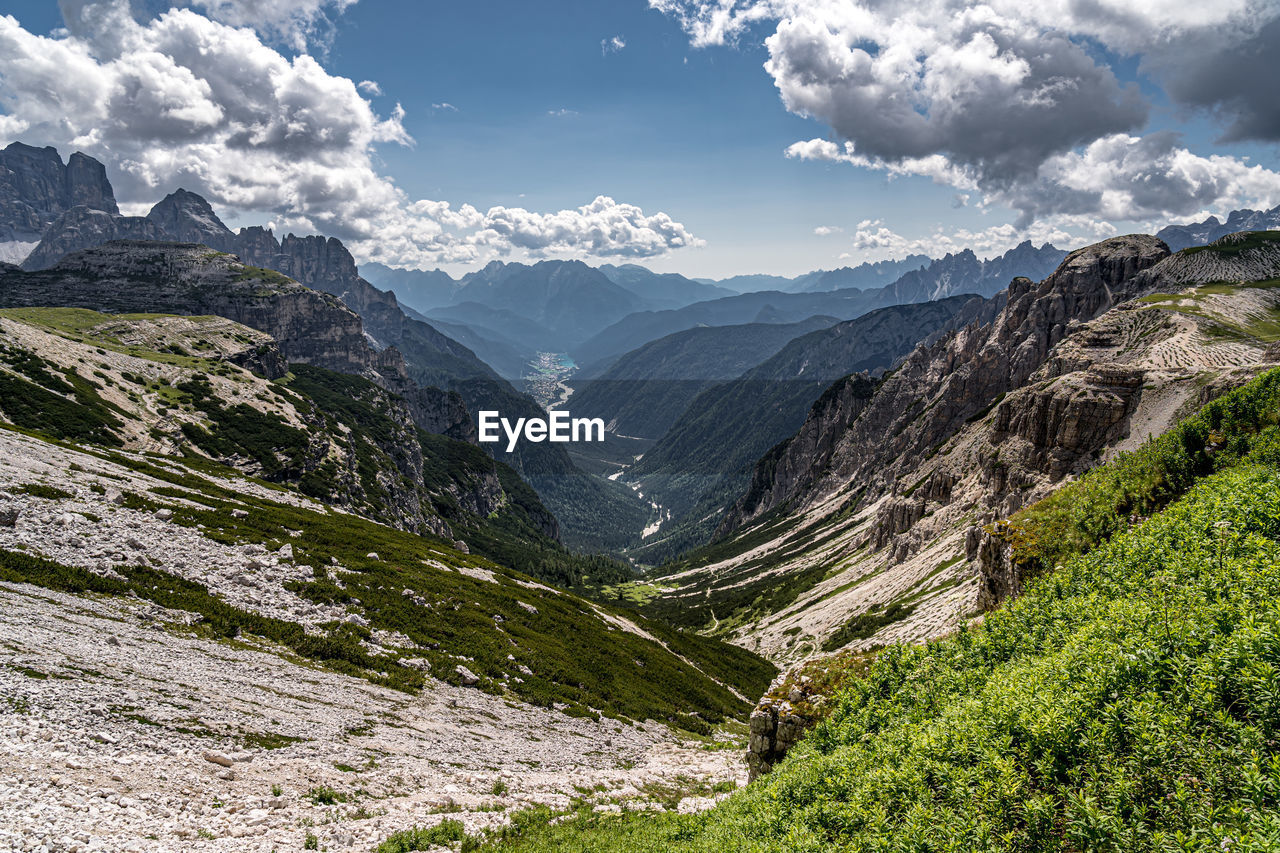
[357,79,381,96]
[475,196,704,258]
[0,3,700,267]
[187,0,359,52]
[655,0,1280,227]
[847,217,1112,263]
[547,108,580,118]
[813,225,841,236]
[601,35,626,55]
[431,102,458,112]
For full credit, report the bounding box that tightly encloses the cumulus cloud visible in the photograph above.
[655,0,1280,227]
[186,0,359,52]
[0,2,700,267]
[813,225,841,236]
[357,79,381,96]
[601,35,626,55]
[847,217,1113,263]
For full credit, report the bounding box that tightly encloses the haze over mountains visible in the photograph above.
[5,140,1280,851]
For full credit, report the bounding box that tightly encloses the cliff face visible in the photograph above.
[651,233,1280,665]
[723,235,1170,532]
[4,241,376,375]
[0,143,117,241]
[21,207,166,270]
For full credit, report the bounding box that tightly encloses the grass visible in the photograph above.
[307,785,349,805]
[451,367,1280,852]
[375,819,469,852]
[0,445,773,726]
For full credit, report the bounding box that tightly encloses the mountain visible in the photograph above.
[1,241,383,377]
[6,150,651,551]
[360,261,458,312]
[448,260,648,350]
[572,288,886,366]
[877,241,1066,303]
[409,311,531,379]
[622,294,991,562]
[0,141,116,243]
[595,263,735,307]
[639,232,1280,669]
[0,306,775,771]
[574,243,1065,366]
[0,305,559,551]
[791,255,931,292]
[696,272,796,292]
[143,188,239,251]
[567,315,842,440]
[504,360,1280,848]
[1156,204,1280,251]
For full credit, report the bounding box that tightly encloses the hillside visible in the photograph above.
[0,305,780,845]
[638,233,1280,666]
[454,365,1280,852]
[567,316,840,440]
[4,150,652,553]
[618,295,991,563]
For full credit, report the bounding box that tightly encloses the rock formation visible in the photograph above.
[0,142,117,242]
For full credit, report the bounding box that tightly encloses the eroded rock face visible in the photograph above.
[21,207,165,270]
[0,143,117,242]
[6,241,375,375]
[991,366,1145,479]
[724,235,1171,534]
[145,189,238,253]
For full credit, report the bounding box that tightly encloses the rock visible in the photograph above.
[92,731,118,745]
[230,508,249,519]
[277,544,293,561]
[201,751,234,768]
[453,539,470,554]
[344,613,369,629]
[154,509,173,521]
[455,665,480,686]
[0,505,20,527]
[365,552,380,561]
[0,142,117,244]
[216,769,235,781]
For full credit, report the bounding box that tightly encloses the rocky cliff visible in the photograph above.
[0,142,117,242]
[647,233,1280,665]
[723,235,1170,532]
[2,241,379,375]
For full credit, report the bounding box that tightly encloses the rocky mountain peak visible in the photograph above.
[0,143,118,242]
[721,233,1169,533]
[146,188,236,252]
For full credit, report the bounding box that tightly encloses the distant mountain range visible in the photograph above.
[1156,206,1280,251]
[568,315,842,440]
[571,241,1064,368]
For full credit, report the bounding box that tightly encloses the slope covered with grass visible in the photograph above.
[467,368,1280,851]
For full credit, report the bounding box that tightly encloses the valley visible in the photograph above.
[4,133,1280,853]
[521,352,576,410]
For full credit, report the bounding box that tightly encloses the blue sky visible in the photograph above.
[0,0,1277,278]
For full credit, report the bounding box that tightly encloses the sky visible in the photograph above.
[0,0,1278,278]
